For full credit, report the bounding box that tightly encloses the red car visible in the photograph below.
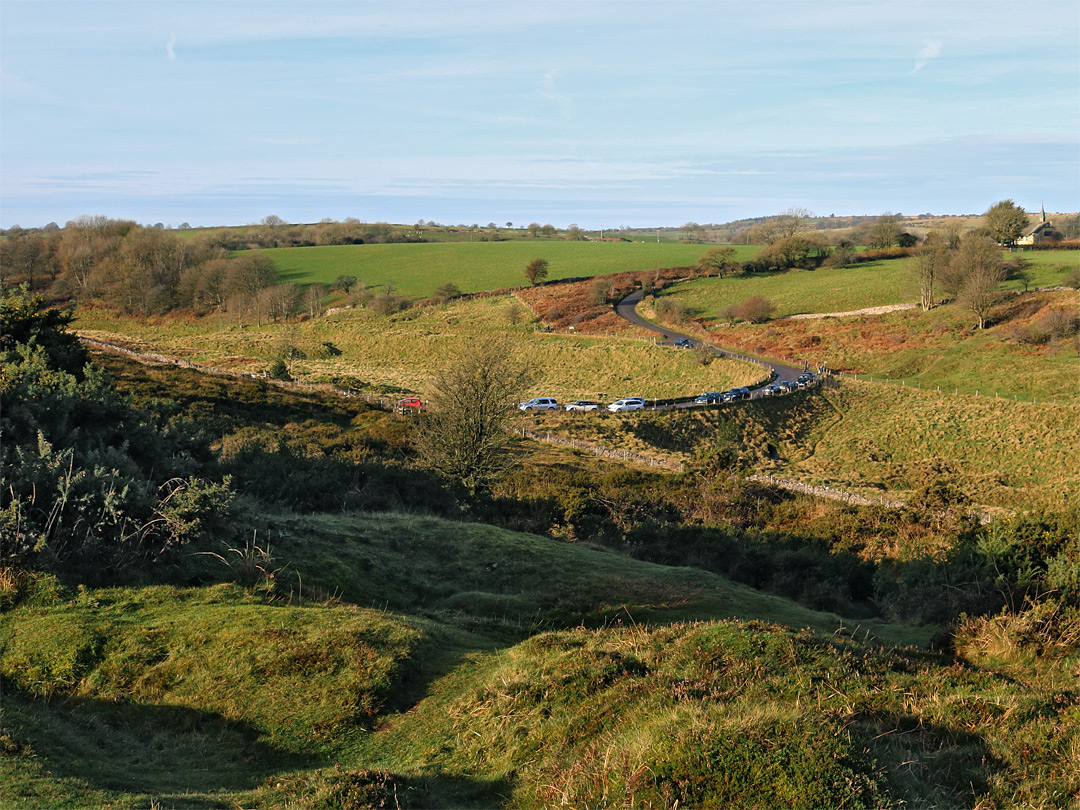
[394,397,423,414]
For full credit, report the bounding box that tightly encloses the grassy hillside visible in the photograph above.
[3,513,1076,809]
[529,380,1080,513]
[75,295,765,399]
[258,241,760,299]
[657,249,1076,320]
[690,288,1078,402]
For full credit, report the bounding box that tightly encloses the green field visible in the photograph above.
[75,295,766,400]
[258,242,760,300]
[657,249,1077,320]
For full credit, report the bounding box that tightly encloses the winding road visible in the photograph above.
[615,290,802,394]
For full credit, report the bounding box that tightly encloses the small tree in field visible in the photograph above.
[525,258,549,285]
[414,339,536,493]
[433,281,462,303]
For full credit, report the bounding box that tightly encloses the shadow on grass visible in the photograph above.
[2,691,311,798]
[262,766,514,809]
[856,711,995,809]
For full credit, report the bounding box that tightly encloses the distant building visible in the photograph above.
[1017,219,1058,246]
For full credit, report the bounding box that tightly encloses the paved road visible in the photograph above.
[615,290,802,393]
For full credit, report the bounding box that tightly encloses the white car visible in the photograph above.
[564,400,602,412]
[519,397,559,411]
[607,397,646,412]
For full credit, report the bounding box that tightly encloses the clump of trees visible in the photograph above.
[0,218,290,321]
[913,232,1012,328]
[742,235,831,274]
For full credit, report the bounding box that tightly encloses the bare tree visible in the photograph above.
[414,339,536,493]
[682,222,706,243]
[868,213,902,249]
[304,284,327,318]
[944,235,1007,329]
[912,234,952,311]
[749,207,812,245]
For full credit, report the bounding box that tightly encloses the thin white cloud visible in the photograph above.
[166,32,177,60]
[911,39,942,73]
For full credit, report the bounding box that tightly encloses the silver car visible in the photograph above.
[519,397,559,411]
[607,397,646,412]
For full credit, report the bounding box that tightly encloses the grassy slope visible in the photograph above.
[692,289,1079,402]
[75,295,765,399]
[531,382,1080,512]
[661,249,1077,320]
[4,514,1076,808]
[258,241,760,299]
[766,382,1079,510]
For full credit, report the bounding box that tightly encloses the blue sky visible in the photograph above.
[2,0,1077,229]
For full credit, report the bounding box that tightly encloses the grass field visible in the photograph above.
[655,249,1077,321]
[257,242,761,300]
[75,295,766,400]
[4,512,1075,809]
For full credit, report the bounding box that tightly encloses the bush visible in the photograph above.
[370,294,409,316]
[654,296,689,324]
[731,295,775,323]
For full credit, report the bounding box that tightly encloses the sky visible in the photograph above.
[2,0,1078,229]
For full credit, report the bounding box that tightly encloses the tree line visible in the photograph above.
[0,216,296,321]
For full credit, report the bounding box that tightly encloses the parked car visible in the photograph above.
[564,400,601,412]
[694,391,724,405]
[760,384,782,397]
[722,387,752,402]
[394,396,423,414]
[607,397,646,412]
[778,380,798,393]
[519,397,559,411]
[673,337,693,348]
[796,372,816,388]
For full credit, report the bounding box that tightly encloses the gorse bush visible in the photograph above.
[0,288,232,579]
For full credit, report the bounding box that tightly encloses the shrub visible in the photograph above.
[370,294,409,316]
[267,358,290,380]
[654,296,689,324]
[731,295,775,323]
